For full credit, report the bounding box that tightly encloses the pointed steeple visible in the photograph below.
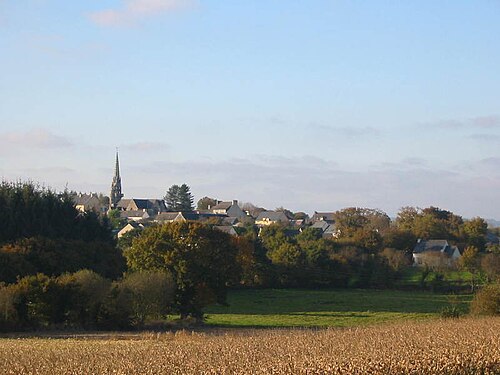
[110,150,123,209]
[114,151,120,180]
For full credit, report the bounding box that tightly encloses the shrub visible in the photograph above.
[119,271,175,326]
[440,295,464,319]
[470,283,500,316]
[57,270,111,328]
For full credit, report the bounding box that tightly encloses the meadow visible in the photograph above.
[204,288,472,327]
[0,318,498,374]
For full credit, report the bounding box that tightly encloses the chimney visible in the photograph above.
[233,200,238,206]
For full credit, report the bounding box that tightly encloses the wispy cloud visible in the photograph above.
[424,115,500,130]
[314,125,381,138]
[88,0,195,27]
[121,155,500,217]
[0,129,73,150]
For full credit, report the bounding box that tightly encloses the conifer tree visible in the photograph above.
[164,184,194,211]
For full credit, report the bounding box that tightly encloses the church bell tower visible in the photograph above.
[110,151,123,209]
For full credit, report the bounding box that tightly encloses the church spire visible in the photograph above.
[110,150,123,209]
[114,151,120,180]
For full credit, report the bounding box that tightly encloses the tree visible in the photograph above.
[197,196,218,210]
[463,217,488,251]
[380,248,410,272]
[124,222,239,319]
[383,227,417,252]
[481,253,500,283]
[470,283,500,316]
[395,206,421,232]
[107,209,126,230]
[0,181,112,245]
[164,184,194,211]
[459,246,481,292]
[395,206,464,241]
[334,207,390,237]
[118,271,175,325]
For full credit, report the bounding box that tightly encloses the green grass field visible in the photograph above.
[398,267,473,287]
[204,289,472,328]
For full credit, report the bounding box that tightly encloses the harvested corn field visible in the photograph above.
[0,318,499,374]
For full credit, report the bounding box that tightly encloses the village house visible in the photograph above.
[117,222,144,238]
[412,239,461,266]
[311,211,336,224]
[311,220,339,239]
[255,211,290,226]
[72,193,107,214]
[209,200,247,220]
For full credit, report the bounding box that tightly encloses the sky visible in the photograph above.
[1,1,500,218]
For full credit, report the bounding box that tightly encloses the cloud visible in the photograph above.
[119,154,500,218]
[314,125,381,138]
[0,129,73,150]
[424,115,500,130]
[88,0,194,27]
[121,141,170,152]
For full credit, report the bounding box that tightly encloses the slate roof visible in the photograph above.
[413,239,459,257]
[179,212,201,221]
[116,199,131,210]
[120,210,149,219]
[312,221,330,231]
[155,212,180,221]
[256,211,289,222]
[311,212,336,223]
[211,201,233,210]
[130,199,166,211]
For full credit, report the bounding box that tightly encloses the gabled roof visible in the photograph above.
[256,211,289,222]
[312,212,336,222]
[211,201,233,210]
[129,199,166,211]
[311,221,331,231]
[413,239,449,254]
[178,212,201,221]
[155,212,180,221]
[116,199,131,209]
[413,239,460,257]
[120,210,149,219]
[72,193,99,206]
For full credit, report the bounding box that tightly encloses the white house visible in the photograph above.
[210,200,247,220]
[412,239,461,266]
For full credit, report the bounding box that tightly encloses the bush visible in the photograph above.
[119,271,175,326]
[57,270,111,328]
[439,295,464,319]
[470,283,500,316]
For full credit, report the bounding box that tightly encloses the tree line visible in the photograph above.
[0,181,499,330]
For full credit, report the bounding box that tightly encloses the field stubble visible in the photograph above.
[0,318,498,374]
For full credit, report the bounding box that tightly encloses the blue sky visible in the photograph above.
[1,1,500,218]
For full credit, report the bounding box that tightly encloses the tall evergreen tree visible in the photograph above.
[164,184,194,211]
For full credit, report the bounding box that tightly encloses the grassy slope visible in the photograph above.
[204,289,472,328]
